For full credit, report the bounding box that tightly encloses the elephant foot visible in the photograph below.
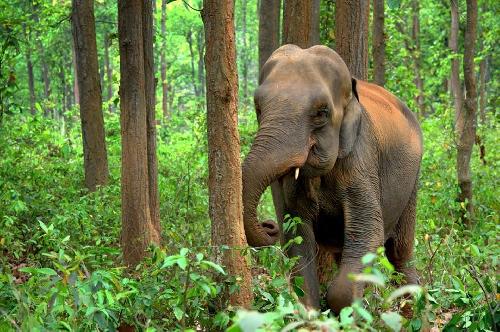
[326,271,363,314]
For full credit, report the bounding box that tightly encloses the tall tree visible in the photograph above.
[411,0,425,116]
[202,0,253,308]
[449,0,462,122]
[25,29,36,115]
[143,0,161,238]
[282,0,314,48]
[241,0,248,101]
[160,0,168,120]
[310,0,320,45]
[456,0,478,225]
[71,0,109,192]
[372,0,385,86]
[258,0,281,71]
[335,0,369,79]
[104,33,114,112]
[118,0,161,266]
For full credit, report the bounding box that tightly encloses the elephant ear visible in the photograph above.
[338,78,362,158]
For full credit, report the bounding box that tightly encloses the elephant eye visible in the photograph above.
[313,107,330,127]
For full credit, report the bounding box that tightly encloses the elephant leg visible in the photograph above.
[385,183,418,285]
[284,216,320,308]
[327,186,384,313]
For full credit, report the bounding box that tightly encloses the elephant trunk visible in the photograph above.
[242,128,310,247]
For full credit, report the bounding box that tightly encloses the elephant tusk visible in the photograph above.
[295,167,300,180]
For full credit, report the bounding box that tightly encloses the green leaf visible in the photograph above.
[19,267,57,276]
[361,252,377,265]
[177,256,188,270]
[381,311,403,331]
[353,302,373,323]
[351,273,385,287]
[340,306,354,325]
[387,285,422,303]
[38,220,49,233]
[173,306,184,321]
[180,247,189,256]
[201,260,226,275]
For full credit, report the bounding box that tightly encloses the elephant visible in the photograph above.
[242,44,423,313]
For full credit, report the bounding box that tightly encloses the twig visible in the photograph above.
[182,0,202,12]
[465,265,497,332]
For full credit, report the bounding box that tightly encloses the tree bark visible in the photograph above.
[478,56,487,125]
[372,0,385,86]
[143,0,162,238]
[118,0,161,266]
[450,0,462,123]
[71,0,109,192]
[202,0,253,308]
[456,0,478,225]
[335,0,370,79]
[26,43,36,115]
[160,0,168,120]
[72,39,80,105]
[241,0,248,101]
[104,33,114,112]
[310,0,320,45]
[187,29,200,97]
[282,0,314,48]
[411,0,425,117]
[258,0,281,71]
[196,28,205,98]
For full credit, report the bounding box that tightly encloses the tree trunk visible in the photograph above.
[71,0,109,192]
[411,0,425,117]
[202,0,253,308]
[72,39,80,105]
[282,0,314,48]
[26,44,36,115]
[196,28,205,98]
[104,33,114,112]
[187,30,200,97]
[258,0,281,71]
[143,0,162,238]
[478,56,487,125]
[241,0,248,101]
[310,0,320,45]
[118,0,161,266]
[456,0,478,225]
[450,0,462,123]
[40,54,51,116]
[372,0,385,86]
[335,0,370,79]
[160,0,168,120]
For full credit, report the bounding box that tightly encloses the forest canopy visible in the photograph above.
[0,0,498,331]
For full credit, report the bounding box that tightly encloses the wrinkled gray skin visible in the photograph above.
[242,45,423,313]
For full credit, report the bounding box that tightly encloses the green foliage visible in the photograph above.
[0,0,499,331]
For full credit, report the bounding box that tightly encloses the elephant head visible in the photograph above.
[242,45,362,247]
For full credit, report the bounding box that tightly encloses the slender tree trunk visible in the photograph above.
[450,0,462,123]
[241,0,248,101]
[478,56,487,125]
[72,39,80,105]
[71,0,109,192]
[26,44,36,115]
[258,0,281,71]
[411,0,425,117]
[196,28,205,98]
[40,55,51,116]
[160,0,168,120]
[143,0,161,238]
[104,33,114,112]
[282,0,313,48]
[202,0,253,308]
[187,30,200,97]
[335,0,370,79]
[372,0,385,86]
[456,0,478,225]
[118,0,161,266]
[310,0,320,45]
